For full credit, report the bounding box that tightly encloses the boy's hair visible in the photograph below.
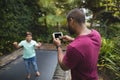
[26,32,32,36]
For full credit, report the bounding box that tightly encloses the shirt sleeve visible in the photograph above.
[63,45,81,69]
[18,41,23,47]
[34,41,39,46]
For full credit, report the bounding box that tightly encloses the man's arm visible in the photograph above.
[62,35,74,42]
[57,46,70,71]
[53,38,70,71]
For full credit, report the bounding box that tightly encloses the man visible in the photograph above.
[53,8,101,80]
[13,32,41,79]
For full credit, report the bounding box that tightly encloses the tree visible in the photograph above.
[0,0,39,54]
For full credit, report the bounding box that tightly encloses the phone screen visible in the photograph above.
[53,32,63,39]
[55,33,62,38]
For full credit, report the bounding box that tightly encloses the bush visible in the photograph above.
[0,0,39,55]
[98,37,120,80]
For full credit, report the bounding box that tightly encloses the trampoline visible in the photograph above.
[0,50,58,80]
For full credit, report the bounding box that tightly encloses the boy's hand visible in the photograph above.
[62,35,74,42]
[38,42,42,47]
[13,42,21,49]
[36,42,42,48]
[13,42,18,45]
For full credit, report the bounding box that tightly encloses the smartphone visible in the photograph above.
[52,32,63,39]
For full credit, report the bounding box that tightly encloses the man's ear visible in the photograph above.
[69,18,75,25]
[70,18,76,26]
[69,18,73,22]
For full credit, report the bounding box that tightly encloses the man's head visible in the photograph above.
[67,8,85,35]
[26,32,32,42]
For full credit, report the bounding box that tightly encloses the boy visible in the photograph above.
[13,32,41,79]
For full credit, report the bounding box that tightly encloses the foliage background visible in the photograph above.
[0,0,120,79]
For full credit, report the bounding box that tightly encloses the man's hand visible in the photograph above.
[62,35,74,42]
[53,38,61,47]
[53,37,70,71]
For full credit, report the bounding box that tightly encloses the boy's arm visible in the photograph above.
[13,42,22,49]
[35,42,42,48]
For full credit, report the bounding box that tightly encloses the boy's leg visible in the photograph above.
[24,59,31,79]
[31,56,40,76]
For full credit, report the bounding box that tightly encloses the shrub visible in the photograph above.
[98,37,120,80]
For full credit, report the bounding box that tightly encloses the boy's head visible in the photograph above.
[26,32,32,42]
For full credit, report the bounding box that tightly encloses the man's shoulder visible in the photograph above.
[92,29,99,33]
[69,37,91,50]
[70,37,85,45]
[92,29,101,37]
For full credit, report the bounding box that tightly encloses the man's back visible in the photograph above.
[63,30,101,80]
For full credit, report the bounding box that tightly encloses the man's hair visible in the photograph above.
[26,32,32,36]
[67,8,85,25]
